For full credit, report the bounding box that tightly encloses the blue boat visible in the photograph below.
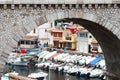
[90,53,102,66]
[27,49,40,55]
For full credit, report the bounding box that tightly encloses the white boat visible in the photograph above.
[77,67,93,77]
[67,65,79,75]
[35,62,51,68]
[28,71,48,80]
[59,53,69,62]
[43,51,57,60]
[58,63,74,72]
[54,53,69,62]
[36,60,64,70]
[78,56,87,65]
[6,54,34,66]
[89,69,104,78]
[96,59,106,69]
[54,53,63,61]
[7,55,26,66]
[38,51,50,59]
[49,63,61,69]
[85,56,96,65]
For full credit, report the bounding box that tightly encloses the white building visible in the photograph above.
[27,22,55,46]
[77,29,89,53]
[77,29,102,54]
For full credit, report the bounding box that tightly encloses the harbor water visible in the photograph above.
[4,65,101,80]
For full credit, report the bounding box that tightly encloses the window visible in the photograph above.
[20,40,24,44]
[92,47,98,51]
[64,42,72,48]
[33,28,36,33]
[31,41,34,45]
[77,33,79,37]
[66,37,71,40]
[80,33,88,38]
[18,41,20,46]
[58,33,62,37]
[45,29,47,32]
[34,41,37,44]
[26,41,30,45]
[67,43,72,48]
[54,41,59,47]
[53,33,57,37]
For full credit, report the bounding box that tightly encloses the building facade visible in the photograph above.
[77,29,102,54]
[27,22,54,47]
[60,29,76,50]
[51,29,63,48]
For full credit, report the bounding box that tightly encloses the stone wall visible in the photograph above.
[0,0,120,4]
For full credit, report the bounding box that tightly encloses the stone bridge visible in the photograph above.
[0,0,120,80]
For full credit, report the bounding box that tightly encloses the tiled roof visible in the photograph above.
[51,29,64,33]
[22,36,38,40]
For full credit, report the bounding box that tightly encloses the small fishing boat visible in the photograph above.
[96,59,105,69]
[7,55,29,66]
[67,65,79,75]
[58,63,74,72]
[89,69,104,78]
[6,51,38,66]
[76,67,93,77]
[35,62,50,69]
[28,71,48,80]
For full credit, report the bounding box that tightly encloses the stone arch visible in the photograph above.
[0,6,120,79]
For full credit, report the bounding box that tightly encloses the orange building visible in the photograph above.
[50,29,76,51]
[60,30,76,51]
[50,29,63,48]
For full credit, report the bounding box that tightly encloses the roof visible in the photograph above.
[59,40,76,43]
[21,36,38,41]
[91,40,98,44]
[51,29,63,33]
[38,38,50,40]
[66,25,85,34]
[66,26,84,29]
[78,29,89,33]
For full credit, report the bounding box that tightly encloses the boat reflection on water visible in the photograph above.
[5,65,101,80]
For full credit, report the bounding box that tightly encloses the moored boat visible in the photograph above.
[89,69,104,78]
[28,71,48,80]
